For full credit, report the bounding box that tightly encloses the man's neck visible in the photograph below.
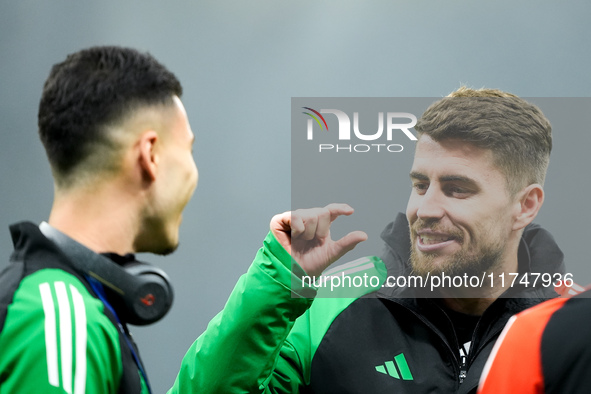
[48,182,141,255]
[441,297,495,316]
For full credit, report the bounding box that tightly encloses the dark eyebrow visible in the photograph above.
[409,172,480,187]
[409,171,429,181]
[439,175,476,184]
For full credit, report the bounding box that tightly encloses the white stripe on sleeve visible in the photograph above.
[70,284,87,394]
[39,282,59,387]
[55,281,73,394]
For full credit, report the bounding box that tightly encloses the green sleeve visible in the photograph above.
[168,233,386,394]
[0,269,124,393]
[167,232,317,394]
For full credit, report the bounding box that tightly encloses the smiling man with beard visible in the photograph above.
[405,89,552,311]
[169,87,569,394]
[408,138,512,284]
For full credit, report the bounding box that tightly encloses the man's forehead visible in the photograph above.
[413,135,492,160]
[410,135,499,179]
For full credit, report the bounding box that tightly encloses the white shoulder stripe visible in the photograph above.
[55,281,73,394]
[39,281,88,394]
[70,284,87,394]
[323,257,371,276]
[39,283,59,388]
[340,262,376,277]
[479,314,518,388]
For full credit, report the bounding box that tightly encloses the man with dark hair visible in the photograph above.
[0,45,197,393]
[38,46,184,192]
[168,88,570,393]
[0,46,363,393]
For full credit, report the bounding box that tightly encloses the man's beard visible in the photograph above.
[135,217,180,256]
[156,242,178,256]
[409,219,504,280]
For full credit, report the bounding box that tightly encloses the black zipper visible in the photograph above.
[392,299,463,383]
[432,300,474,385]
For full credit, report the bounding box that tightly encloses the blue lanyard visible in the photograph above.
[87,276,153,394]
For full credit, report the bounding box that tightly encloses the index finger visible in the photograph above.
[324,203,355,222]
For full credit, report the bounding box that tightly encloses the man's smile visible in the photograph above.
[415,230,460,253]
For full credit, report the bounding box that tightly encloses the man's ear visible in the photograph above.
[138,130,159,183]
[512,184,544,231]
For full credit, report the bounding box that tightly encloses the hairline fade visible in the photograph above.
[38,46,183,189]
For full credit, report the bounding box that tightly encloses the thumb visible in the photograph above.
[331,231,368,261]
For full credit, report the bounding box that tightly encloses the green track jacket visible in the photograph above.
[0,223,150,393]
[1,222,320,393]
[168,231,387,393]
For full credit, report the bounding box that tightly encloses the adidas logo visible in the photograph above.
[375,353,414,380]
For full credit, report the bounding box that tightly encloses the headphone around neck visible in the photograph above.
[39,222,174,326]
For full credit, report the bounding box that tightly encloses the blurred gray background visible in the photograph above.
[1,1,590,392]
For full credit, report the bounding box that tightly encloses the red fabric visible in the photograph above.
[478,297,569,394]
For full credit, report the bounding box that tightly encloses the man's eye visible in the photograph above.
[413,183,428,194]
[446,185,471,197]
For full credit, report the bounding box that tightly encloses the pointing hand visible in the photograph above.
[270,203,368,277]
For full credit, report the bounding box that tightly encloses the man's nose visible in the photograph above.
[416,187,445,220]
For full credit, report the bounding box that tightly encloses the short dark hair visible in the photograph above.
[38,46,182,186]
[414,87,552,194]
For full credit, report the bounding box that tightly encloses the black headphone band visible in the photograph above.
[39,222,173,325]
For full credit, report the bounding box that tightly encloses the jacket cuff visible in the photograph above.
[262,231,318,299]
